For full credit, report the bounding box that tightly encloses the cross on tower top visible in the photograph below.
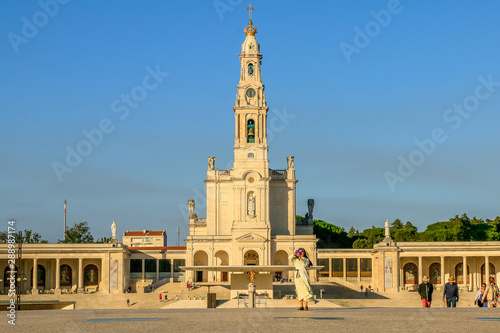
[246,4,255,21]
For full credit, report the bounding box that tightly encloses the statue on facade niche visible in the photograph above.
[248,193,255,216]
[208,156,215,170]
[111,220,117,239]
[287,156,294,169]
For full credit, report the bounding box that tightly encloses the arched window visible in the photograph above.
[30,265,46,288]
[455,263,469,284]
[244,250,259,265]
[247,119,255,143]
[60,264,72,287]
[481,263,495,285]
[403,263,418,285]
[429,262,441,285]
[248,63,254,76]
[84,264,99,286]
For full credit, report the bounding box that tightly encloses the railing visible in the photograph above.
[218,170,231,176]
[196,218,207,224]
[271,169,285,176]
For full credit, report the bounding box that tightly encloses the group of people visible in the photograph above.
[418,275,499,308]
[474,277,500,307]
[186,281,197,290]
[274,273,291,283]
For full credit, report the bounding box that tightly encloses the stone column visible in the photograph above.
[78,258,84,293]
[141,259,145,280]
[440,256,445,286]
[485,256,489,285]
[156,259,160,281]
[32,258,38,295]
[170,259,174,283]
[357,258,361,282]
[55,258,61,294]
[342,258,346,281]
[328,258,332,279]
[418,256,423,284]
[462,256,467,289]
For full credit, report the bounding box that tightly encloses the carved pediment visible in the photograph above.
[236,233,266,242]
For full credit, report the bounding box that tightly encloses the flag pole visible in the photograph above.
[64,199,67,241]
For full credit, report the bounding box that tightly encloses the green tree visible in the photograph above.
[486,216,500,241]
[404,221,417,231]
[0,229,47,243]
[391,219,404,230]
[312,218,354,248]
[347,226,359,238]
[59,222,94,243]
[95,237,111,243]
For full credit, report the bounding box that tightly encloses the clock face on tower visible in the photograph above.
[246,88,256,98]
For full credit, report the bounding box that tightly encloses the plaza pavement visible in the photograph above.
[0,282,481,310]
[3,307,500,332]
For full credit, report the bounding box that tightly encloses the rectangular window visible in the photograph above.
[346,258,357,277]
[130,259,142,279]
[145,259,157,279]
[361,258,372,277]
[317,258,330,277]
[173,259,186,278]
[159,259,171,279]
[332,258,343,277]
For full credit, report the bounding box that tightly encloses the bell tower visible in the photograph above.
[233,4,269,173]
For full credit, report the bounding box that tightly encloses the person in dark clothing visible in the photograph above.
[418,276,434,307]
[443,276,459,307]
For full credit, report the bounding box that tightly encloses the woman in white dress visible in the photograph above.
[290,248,314,310]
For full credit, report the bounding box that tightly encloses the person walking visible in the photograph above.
[443,276,459,307]
[475,283,487,307]
[482,277,499,307]
[418,276,433,307]
[159,293,162,302]
[126,298,130,307]
[290,248,314,311]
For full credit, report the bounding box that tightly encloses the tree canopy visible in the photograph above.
[0,229,48,244]
[59,222,94,243]
[311,214,500,249]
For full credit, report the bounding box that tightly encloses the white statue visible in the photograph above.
[248,193,255,216]
[385,219,390,238]
[111,221,117,239]
[287,156,294,169]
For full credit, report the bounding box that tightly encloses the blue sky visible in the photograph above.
[1,0,499,243]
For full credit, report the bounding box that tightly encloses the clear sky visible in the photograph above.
[1,0,499,243]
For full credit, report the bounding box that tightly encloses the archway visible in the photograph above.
[3,266,18,288]
[30,265,46,288]
[193,251,208,282]
[273,250,289,281]
[215,250,229,282]
[481,263,495,285]
[403,263,418,285]
[244,250,259,265]
[455,263,469,284]
[84,264,99,286]
[60,264,72,287]
[429,262,441,285]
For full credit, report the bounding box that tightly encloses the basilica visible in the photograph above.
[1,9,499,297]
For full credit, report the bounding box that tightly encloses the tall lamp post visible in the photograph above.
[16,231,22,310]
